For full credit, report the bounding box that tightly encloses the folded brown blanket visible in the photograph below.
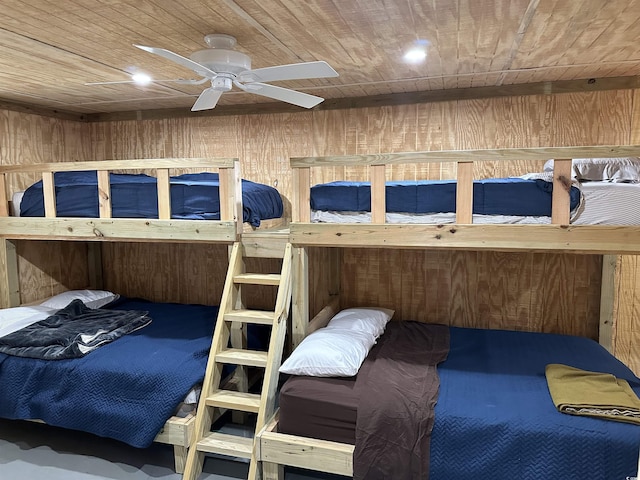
[546,363,640,425]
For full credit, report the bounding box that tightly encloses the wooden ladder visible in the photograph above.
[182,241,292,480]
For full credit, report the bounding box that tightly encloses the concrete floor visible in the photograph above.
[0,418,346,480]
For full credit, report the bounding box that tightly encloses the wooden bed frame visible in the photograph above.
[258,144,640,479]
[0,156,287,473]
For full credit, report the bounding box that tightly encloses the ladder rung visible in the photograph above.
[196,431,254,458]
[224,309,275,325]
[234,273,281,286]
[206,390,261,413]
[216,348,268,368]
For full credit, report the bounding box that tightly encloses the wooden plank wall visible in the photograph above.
[2,88,639,374]
[0,110,92,303]
[88,88,640,374]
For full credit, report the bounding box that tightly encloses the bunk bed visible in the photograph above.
[0,157,286,473]
[258,145,640,480]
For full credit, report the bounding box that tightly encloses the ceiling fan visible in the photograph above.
[128,34,339,111]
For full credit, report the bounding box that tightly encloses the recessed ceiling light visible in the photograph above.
[131,73,152,85]
[404,48,427,64]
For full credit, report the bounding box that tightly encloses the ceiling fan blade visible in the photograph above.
[239,61,338,83]
[240,82,324,109]
[134,45,218,79]
[191,88,223,111]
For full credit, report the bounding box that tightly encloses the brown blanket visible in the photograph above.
[353,322,450,480]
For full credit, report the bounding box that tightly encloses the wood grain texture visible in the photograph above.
[2,86,639,373]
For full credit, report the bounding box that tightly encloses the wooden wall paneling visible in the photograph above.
[416,101,457,180]
[16,240,89,304]
[310,109,349,185]
[449,251,478,329]
[400,249,428,322]
[615,256,640,376]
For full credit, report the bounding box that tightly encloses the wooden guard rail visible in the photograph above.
[0,157,240,221]
[289,145,640,253]
[0,157,244,242]
[291,145,640,224]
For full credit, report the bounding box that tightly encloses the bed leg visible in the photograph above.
[262,461,284,480]
[173,445,187,474]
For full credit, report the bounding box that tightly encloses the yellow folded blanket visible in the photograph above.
[545,363,640,426]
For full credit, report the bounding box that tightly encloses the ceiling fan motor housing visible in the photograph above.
[190,34,251,75]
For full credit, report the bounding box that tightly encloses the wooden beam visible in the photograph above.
[292,168,311,223]
[291,145,640,168]
[218,163,243,236]
[292,246,308,349]
[82,76,640,123]
[456,162,474,224]
[599,255,618,353]
[289,223,640,254]
[0,158,236,174]
[41,172,56,218]
[97,170,112,219]
[370,165,386,224]
[0,173,8,217]
[156,168,171,220]
[0,239,20,308]
[551,159,572,224]
[0,218,237,243]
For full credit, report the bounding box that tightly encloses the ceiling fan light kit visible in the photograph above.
[132,34,339,111]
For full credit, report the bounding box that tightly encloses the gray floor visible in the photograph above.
[0,419,345,480]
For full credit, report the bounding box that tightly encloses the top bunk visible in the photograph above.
[290,145,640,254]
[0,157,285,244]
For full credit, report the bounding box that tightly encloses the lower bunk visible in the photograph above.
[259,318,640,479]
[0,294,267,473]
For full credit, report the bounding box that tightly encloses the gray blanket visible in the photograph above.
[0,299,151,360]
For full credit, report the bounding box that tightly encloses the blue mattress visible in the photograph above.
[310,178,581,216]
[19,171,283,227]
[431,327,640,479]
[0,298,267,448]
[279,325,640,479]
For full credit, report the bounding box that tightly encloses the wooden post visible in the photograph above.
[0,173,8,217]
[97,170,112,218]
[551,158,572,224]
[219,161,243,236]
[292,168,311,223]
[370,165,386,224]
[42,172,56,218]
[599,254,618,354]
[456,161,474,223]
[292,246,309,349]
[156,168,171,220]
[0,239,20,307]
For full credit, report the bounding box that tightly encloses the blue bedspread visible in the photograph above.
[0,298,266,448]
[19,171,283,227]
[430,327,640,479]
[310,178,581,216]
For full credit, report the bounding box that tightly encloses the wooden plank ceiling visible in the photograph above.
[0,0,639,118]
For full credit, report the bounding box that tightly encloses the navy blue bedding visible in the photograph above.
[0,298,267,448]
[430,327,640,479]
[19,172,283,227]
[310,178,581,216]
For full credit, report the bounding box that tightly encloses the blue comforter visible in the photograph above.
[19,171,283,227]
[310,178,581,216]
[0,298,266,447]
[430,327,640,479]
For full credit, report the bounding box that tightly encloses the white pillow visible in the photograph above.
[40,290,119,309]
[326,307,394,338]
[279,328,376,377]
[543,157,640,182]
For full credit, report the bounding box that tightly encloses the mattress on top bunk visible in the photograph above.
[310,177,581,216]
[311,180,640,225]
[278,324,640,480]
[0,297,268,448]
[17,171,283,227]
